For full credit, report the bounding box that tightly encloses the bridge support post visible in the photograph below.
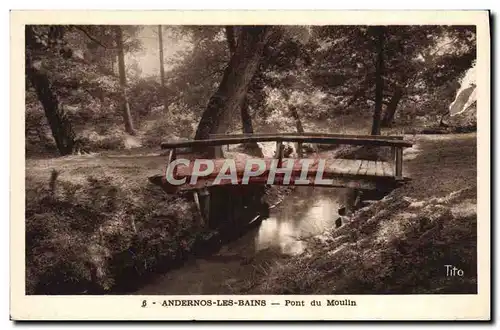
[193,188,210,227]
[395,147,403,179]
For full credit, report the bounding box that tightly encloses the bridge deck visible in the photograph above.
[158,155,401,192]
[152,133,412,192]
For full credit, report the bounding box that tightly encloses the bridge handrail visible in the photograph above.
[160,134,413,149]
[208,132,405,141]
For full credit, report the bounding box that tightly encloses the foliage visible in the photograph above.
[25,25,146,155]
[26,24,477,155]
[26,171,200,294]
[309,25,476,125]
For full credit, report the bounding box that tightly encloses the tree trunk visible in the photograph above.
[381,86,403,128]
[114,26,135,135]
[240,97,254,134]
[158,25,169,114]
[225,26,254,134]
[225,26,237,55]
[240,98,263,156]
[194,26,271,141]
[371,26,385,136]
[225,26,262,156]
[284,91,313,155]
[26,57,76,156]
[289,105,304,134]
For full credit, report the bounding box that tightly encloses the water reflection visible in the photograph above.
[136,186,345,294]
[255,187,342,255]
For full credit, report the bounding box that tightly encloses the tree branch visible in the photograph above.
[75,26,112,49]
[430,37,459,57]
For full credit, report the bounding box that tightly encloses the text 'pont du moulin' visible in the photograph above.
[141,299,357,308]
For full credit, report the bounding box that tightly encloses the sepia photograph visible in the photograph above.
[10,10,490,320]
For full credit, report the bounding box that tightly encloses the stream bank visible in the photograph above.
[243,134,478,294]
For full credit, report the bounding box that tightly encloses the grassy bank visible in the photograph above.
[243,133,477,294]
[25,152,210,294]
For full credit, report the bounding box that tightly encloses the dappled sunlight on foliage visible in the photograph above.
[25,165,201,294]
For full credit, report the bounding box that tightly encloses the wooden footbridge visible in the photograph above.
[153,133,412,190]
[148,133,413,227]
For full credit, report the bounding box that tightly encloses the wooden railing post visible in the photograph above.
[166,148,178,178]
[213,145,224,158]
[276,141,284,167]
[395,147,403,179]
[297,142,303,158]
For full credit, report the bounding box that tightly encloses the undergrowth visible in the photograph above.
[249,187,477,294]
[25,172,203,294]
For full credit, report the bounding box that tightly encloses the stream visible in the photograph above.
[136,186,346,295]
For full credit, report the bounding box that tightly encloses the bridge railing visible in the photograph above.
[160,133,412,180]
[208,132,405,140]
[208,132,404,157]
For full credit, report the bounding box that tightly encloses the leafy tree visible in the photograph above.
[25,25,77,155]
[194,26,272,141]
[244,26,318,132]
[162,26,228,118]
[25,25,146,155]
[157,25,169,114]
[310,25,476,129]
[371,26,385,135]
[114,25,136,135]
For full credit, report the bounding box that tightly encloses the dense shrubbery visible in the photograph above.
[26,172,202,294]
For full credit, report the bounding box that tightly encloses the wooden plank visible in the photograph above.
[339,159,357,175]
[372,161,379,176]
[375,161,383,177]
[379,161,386,176]
[341,159,353,175]
[359,159,370,176]
[328,158,340,174]
[355,160,365,176]
[382,161,393,177]
[330,158,345,174]
[366,161,378,176]
[161,135,413,149]
[335,158,346,168]
[372,160,378,176]
[349,159,363,175]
